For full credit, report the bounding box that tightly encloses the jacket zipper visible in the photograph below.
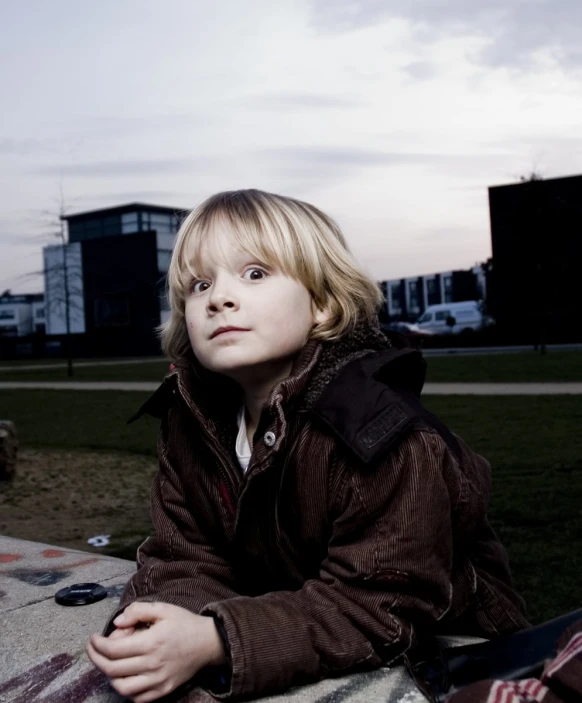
[273,430,305,583]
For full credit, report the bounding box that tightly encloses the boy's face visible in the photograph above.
[184,224,328,383]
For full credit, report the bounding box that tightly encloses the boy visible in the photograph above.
[87,189,527,702]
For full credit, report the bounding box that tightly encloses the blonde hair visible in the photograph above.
[161,189,382,361]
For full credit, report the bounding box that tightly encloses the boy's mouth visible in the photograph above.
[210,326,249,340]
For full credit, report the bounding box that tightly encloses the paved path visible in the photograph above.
[0,381,160,392]
[423,382,582,395]
[423,343,582,356]
[1,381,582,394]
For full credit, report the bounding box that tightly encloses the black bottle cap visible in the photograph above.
[55,582,108,606]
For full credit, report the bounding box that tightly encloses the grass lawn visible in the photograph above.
[1,389,581,624]
[425,349,582,382]
[0,360,168,383]
[1,350,581,383]
[425,396,582,624]
[0,390,157,454]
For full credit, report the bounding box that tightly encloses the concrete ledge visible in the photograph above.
[0,535,482,702]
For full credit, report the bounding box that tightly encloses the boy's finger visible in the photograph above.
[110,673,155,701]
[108,626,136,640]
[114,602,163,628]
[90,630,150,660]
[87,641,152,681]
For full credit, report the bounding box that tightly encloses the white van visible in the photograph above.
[416,301,491,335]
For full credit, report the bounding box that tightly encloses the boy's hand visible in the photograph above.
[86,602,226,703]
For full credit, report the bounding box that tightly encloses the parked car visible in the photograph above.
[381,322,435,348]
[383,321,435,338]
[416,301,493,335]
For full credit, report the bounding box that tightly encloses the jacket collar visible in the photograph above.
[133,320,398,430]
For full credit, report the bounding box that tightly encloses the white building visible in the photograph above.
[0,293,44,337]
[381,265,486,321]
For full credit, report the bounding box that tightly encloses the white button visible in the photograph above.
[264,431,276,447]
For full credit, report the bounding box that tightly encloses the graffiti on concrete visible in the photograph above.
[0,553,23,563]
[4,568,72,586]
[0,654,113,703]
[41,549,67,558]
[0,653,113,702]
[2,557,100,586]
[32,666,112,703]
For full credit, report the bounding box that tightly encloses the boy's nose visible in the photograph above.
[207,290,238,313]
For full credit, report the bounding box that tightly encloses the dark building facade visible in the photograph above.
[488,174,582,343]
[43,203,187,357]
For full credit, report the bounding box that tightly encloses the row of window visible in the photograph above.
[69,211,182,241]
[389,277,453,311]
[0,308,44,321]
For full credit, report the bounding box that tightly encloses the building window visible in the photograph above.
[140,212,151,231]
[157,250,172,273]
[94,297,130,327]
[426,278,439,305]
[35,308,45,319]
[390,282,401,309]
[443,276,453,303]
[151,214,171,227]
[122,212,139,234]
[0,309,16,320]
[408,280,419,309]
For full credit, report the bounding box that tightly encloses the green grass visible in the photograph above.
[1,350,581,383]
[0,361,168,383]
[1,389,580,623]
[425,396,582,624]
[425,350,582,382]
[0,390,158,455]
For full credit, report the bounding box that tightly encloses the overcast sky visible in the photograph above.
[2,0,581,293]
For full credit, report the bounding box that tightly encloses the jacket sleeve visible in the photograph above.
[103,414,240,635]
[201,429,459,699]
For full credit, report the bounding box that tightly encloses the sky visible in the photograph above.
[1,0,581,293]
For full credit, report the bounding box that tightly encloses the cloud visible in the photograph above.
[33,157,216,178]
[80,190,192,206]
[241,92,362,110]
[0,138,43,156]
[261,146,509,178]
[312,0,582,71]
[401,61,438,81]
[53,113,214,139]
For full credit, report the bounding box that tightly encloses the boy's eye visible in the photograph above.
[192,280,211,294]
[243,268,266,281]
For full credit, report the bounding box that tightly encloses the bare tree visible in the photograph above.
[28,186,84,376]
[520,170,544,182]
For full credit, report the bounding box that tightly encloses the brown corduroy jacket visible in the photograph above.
[107,327,528,699]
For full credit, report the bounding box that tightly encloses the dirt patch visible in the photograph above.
[0,449,157,555]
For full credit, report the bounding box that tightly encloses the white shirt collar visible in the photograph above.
[235,406,252,472]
